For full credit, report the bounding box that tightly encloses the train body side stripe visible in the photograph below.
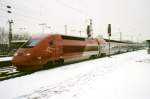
[82,51,99,57]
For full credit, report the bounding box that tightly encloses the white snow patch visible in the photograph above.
[0,50,150,99]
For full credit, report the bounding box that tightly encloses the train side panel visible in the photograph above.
[60,36,100,63]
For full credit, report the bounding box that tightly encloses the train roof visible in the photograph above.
[31,33,85,39]
[31,33,138,44]
[31,33,97,41]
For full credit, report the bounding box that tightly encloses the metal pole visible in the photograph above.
[46,26,51,33]
[119,32,122,53]
[42,25,44,33]
[8,20,13,50]
[79,31,81,37]
[120,32,122,41]
[108,35,110,56]
[39,23,46,33]
[90,19,93,37]
[7,5,13,52]
[108,24,111,56]
[146,40,150,54]
[64,25,67,35]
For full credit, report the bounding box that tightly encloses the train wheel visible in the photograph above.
[60,59,64,65]
[90,55,97,59]
[101,53,106,57]
[44,61,54,68]
[55,59,64,66]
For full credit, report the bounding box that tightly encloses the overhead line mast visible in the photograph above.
[87,19,93,38]
[6,4,13,50]
[108,24,111,56]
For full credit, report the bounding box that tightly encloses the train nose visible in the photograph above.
[12,48,33,65]
[12,55,31,65]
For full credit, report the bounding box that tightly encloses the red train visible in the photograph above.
[12,34,106,71]
[12,33,143,71]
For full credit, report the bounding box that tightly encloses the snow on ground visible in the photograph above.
[0,50,150,99]
[0,57,12,62]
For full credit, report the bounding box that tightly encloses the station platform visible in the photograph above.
[0,57,12,62]
[0,57,12,67]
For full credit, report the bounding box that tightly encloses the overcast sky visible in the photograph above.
[0,0,150,41]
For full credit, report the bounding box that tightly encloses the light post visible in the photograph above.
[78,30,84,37]
[46,26,51,33]
[39,23,47,33]
[119,32,122,53]
[6,5,12,14]
[146,40,150,54]
[6,5,13,50]
[86,19,93,38]
[64,25,67,35]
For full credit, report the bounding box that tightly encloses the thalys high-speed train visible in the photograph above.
[12,34,141,71]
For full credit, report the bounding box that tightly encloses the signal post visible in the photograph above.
[147,40,150,54]
[108,24,111,56]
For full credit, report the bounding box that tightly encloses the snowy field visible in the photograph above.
[0,49,150,99]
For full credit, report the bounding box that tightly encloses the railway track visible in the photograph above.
[0,58,100,81]
[0,53,120,81]
[0,66,31,81]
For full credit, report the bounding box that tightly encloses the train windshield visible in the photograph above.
[21,38,40,48]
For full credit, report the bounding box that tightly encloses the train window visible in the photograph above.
[21,39,40,48]
[49,41,54,45]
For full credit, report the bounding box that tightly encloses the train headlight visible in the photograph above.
[14,53,18,56]
[26,53,31,56]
